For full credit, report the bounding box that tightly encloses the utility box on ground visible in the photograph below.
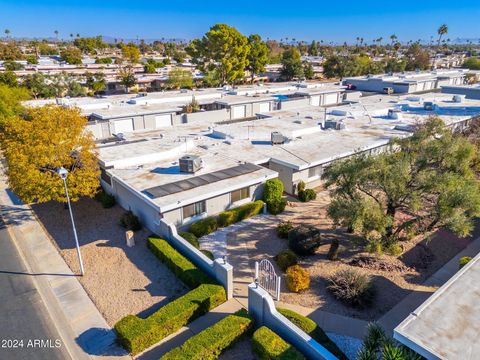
[126,230,135,247]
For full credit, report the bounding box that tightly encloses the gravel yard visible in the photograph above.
[224,190,475,321]
[32,198,187,326]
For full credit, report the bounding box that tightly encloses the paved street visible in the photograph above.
[0,215,71,360]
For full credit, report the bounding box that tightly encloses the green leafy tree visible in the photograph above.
[26,55,38,64]
[186,24,250,85]
[3,60,24,71]
[303,62,315,79]
[85,72,106,94]
[405,43,430,71]
[280,48,304,80]
[0,71,18,87]
[246,34,269,82]
[462,57,480,70]
[118,64,137,93]
[323,117,480,252]
[167,68,193,89]
[309,40,319,56]
[1,105,99,203]
[73,36,107,54]
[60,46,83,65]
[23,73,56,99]
[0,42,23,61]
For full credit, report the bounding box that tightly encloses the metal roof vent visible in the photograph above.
[179,155,203,174]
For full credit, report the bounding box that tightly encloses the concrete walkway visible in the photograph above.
[136,298,244,360]
[0,163,129,360]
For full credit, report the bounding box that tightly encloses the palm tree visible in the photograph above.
[437,24,448,47]
[4,29,10,40]
[54,30,59,42]
[390,34,397,46]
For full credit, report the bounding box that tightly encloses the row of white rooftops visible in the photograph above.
[23,81,346,119]
[344,68,469,83]
[97,92,480,210]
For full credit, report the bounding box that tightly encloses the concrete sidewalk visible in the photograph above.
[0,163,130,360]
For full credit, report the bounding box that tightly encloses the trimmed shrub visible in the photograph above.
[119,210,142,231]
[190,217,218,238]
[179,232,199,248]
[298,189,317,203]
[201,249,215,260]
[252,326,305,360]
[115,283,226,355]
[286,265,310,293]
[148,238,214,288]
[263,179,286,215]
[263,179,284,203]
[327,238,340,261]
[297,180,306,193]
[275,250,298,272]
[277,308,348,360]
[218,200,264,227]
[276,221,294,239]
[160,309,253,360]
[288,225,322,256]
[327,269,375,308]
[95,188,116,208]
[459,256,472,269]
[267,199,287,215]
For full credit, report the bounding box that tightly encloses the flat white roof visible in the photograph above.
[394,252,480,359]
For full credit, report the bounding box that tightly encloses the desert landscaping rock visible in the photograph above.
[32,198,187,326]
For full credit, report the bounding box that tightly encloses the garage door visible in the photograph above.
[259,102,270,112]
[232,105,246,119]
[323,93,338,105]
[113,119,134,134]
[155,114,172,128]
[310,96,320,106]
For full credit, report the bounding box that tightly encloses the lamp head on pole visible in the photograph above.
[57,167,68,180]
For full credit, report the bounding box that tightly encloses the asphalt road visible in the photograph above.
[0,215,71,360]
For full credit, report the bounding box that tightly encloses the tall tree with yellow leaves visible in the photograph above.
[2,105,99,203]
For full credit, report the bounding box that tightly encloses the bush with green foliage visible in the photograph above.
[160,309,253,360]
[95,57,113,64]
[267,199,287,215]
[327,269,375,308]
[119,210,142,231]
[115,283,226,354]
[298,189,317,203]
[276,221,294,239]
[94,188,116,208]
[148,238,214,288]
[178,232,215,260]
[297,180,306,193]
[179,231,200,248]
[275,250,298,272]
[277,308,348,360]
[217,200,264,227]
[286,265,310,293]
[263,179,286,215]
[190,217,218,238]
[459,256,472,269]
[252,326,305,360]
[327,239,340,261]
[288,225,322,256]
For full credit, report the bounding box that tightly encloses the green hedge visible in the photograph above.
[252,326,305,360]
[179,231,199,248]
[161,309,253,360]
[115,283,226,355]
[190,217,218,238]
[190,200,264,237]
[218,200,264,227]
[147,237,214,288]
[277,308,348,360]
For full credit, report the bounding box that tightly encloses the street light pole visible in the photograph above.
[57,167,85,276]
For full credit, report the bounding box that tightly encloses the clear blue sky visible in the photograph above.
[0,0,479,43]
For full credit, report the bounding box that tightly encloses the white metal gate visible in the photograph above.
[255,259,281,300]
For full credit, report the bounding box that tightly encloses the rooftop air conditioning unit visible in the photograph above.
[423,102,436,111]
[388,109,403,120]
[179,155,203,174]
[271,131,285,145]
[323,120,337,130]
[453,95,465,103]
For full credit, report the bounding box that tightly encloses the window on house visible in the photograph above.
[231,187,250,203]
[182,201,206,220]
[308,166,322,179]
